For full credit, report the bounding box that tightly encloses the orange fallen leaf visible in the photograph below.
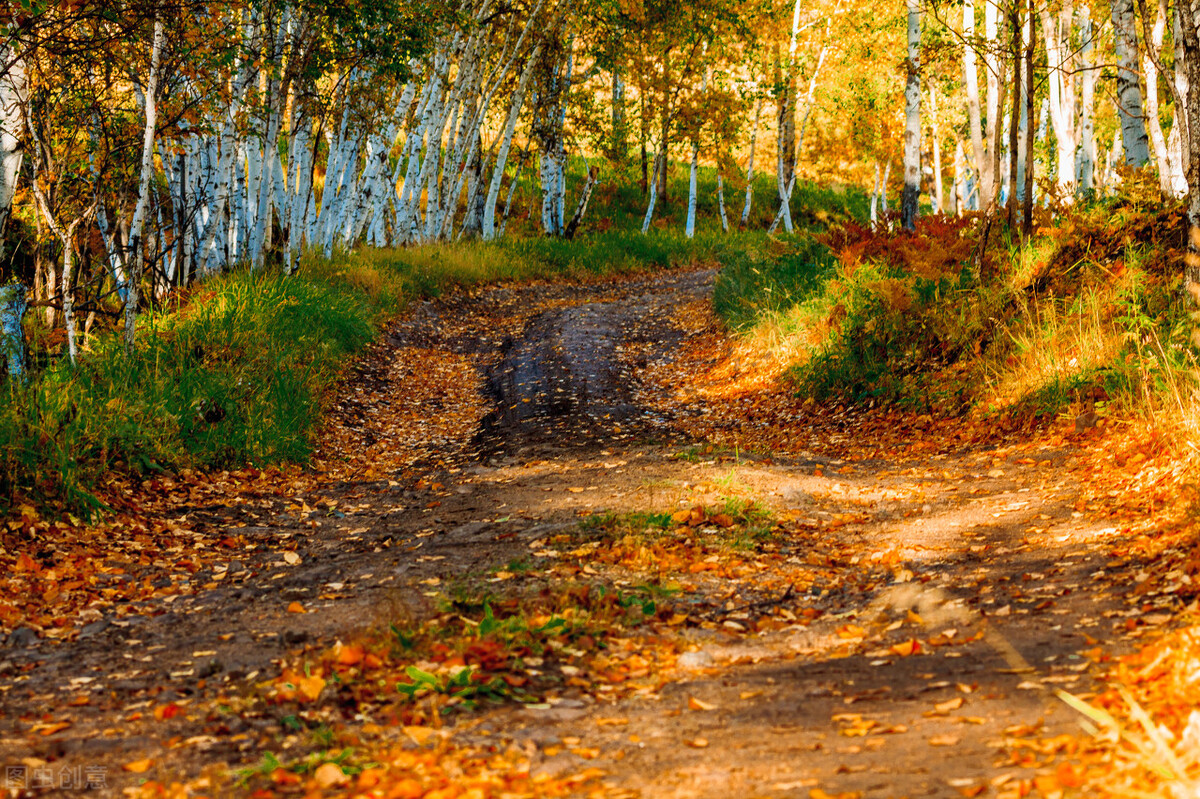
[313,762,348,788]
[154,702,183,721]
[929,734,960,746]
[685,737,709,748]
[336,644,365,666]
[297,675,325,702]
[891,639,920,656]
[287,601,306,613]
[123,758,154,773]
[688,696,718,711]
[33,721,71,736]
[836,624,866,639]
[404,725,437,745]
[1055,761,1085,788]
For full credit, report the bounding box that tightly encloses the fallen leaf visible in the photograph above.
[929,735,960,746]
[685,737,709,748]
[688,696,718,711]
[404,725,437,745]
[123,759,154,773]
[287,601,306,613]
[891,639,920,656]
[313,762,348,788]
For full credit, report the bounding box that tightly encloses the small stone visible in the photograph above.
[79,620,111,639]
[6,627,38,648]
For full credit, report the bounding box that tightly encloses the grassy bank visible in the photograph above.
[714,199,1200,436]
[0,229,755,515]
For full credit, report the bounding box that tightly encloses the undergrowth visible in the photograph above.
[716,191,1200,432]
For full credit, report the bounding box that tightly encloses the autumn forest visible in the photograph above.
[3,0,1200,796]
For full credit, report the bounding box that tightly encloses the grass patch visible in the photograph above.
[1,228,761,515]
[713,193,1200,434]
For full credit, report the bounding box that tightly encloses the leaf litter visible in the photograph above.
[1,266,1198,797]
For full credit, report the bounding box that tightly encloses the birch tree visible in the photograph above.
[1111,0,1151,166]
[901,0,921,231]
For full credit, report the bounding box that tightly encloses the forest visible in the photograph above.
[4,0,1200,796]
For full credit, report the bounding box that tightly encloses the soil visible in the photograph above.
[0,266,1150,798]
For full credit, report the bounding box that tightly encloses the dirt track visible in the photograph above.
[0,266,1149,797]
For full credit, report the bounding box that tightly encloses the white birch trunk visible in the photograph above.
[741,95,764,227]
[962,0,989,208]
[482,41,544,239]
[1041,5,1078,197]
[1077,9,1097,193]
[0,282,26,381]
[901,0,921,230]
[930,84,943,213]
[984,1,1002,207]
[0,49,25,239]
[1110,0,1151,166]
[641,150,662,234]
[125,19,164,351]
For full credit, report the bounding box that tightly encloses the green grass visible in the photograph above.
[0,227,754,515]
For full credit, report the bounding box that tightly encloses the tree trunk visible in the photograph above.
[1077,8,1097,194]
[930,85,943,213]
[612,69,626,161]
[740,95,764,228]
[1143,0,1174,193]
[124,19,165,352]
[482,42,544,240]
[1111,0,1151,166]
[642,149,663,233]
[1007,2,1022,228]
[985,1,1003,207]
[0,282,26,381]
[901,0,921,231]
[564,165,598,239]
[1041,2,1078,198]
[0,48,25,241]
[963,0,989,208]
[1023,0,1036,237]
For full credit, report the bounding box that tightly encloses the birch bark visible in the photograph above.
[740,95,763,228]
[125,19,164,352]
[901,0,921,231]
[1110,0,1151,166]
[962,0,989,208]
[0,46,25,240]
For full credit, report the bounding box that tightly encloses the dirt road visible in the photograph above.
[0,266,1149,798]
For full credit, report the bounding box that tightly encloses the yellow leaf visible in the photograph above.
[684,737,709,748]
[891,639,920,656]
[836,624,866,639]
[688,696,718,711]
[929,734,960,746]
[123,759,154,773]
[297,675,325,702]
[404,725,437,745]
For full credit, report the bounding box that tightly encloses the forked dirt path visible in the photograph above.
[0,266,1157,798]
